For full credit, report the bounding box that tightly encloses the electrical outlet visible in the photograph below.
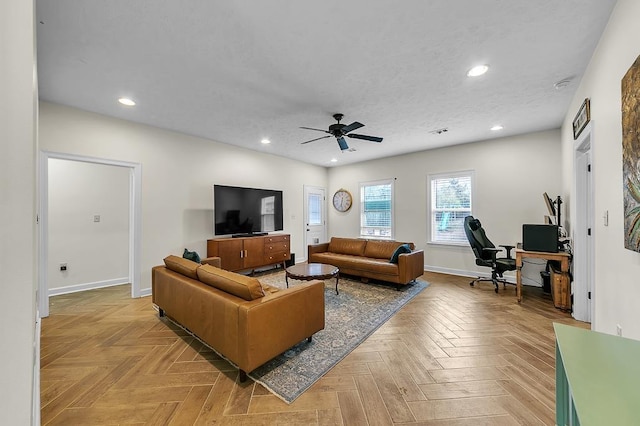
[616,324,622,336]
[94,215,101,223]
[60,263,67,272]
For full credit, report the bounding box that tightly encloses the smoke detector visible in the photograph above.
[554,77,574,90]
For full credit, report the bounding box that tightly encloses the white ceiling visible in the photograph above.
[36,0,617,167]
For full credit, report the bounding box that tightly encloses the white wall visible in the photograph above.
[48,159,129,292]
[0,0,37,423]
[328,129,562,284]
[38,102,328,291]
[561,0,640,339]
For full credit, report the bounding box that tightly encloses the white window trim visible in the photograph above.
[427,170,475,246]
[360,178,395,240]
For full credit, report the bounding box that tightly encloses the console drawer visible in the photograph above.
[265,241,289,253]
[265,251,291,263]
[265,235,289,244]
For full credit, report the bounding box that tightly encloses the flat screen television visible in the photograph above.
[213,185,284,236]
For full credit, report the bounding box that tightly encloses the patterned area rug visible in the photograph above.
[249,271,429,403]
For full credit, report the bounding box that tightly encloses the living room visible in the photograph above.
[4,0,640,424]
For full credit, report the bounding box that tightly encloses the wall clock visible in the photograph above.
[332,189,353,212]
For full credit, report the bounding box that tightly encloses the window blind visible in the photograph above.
[361,181,393,238]
[430,173,472,244]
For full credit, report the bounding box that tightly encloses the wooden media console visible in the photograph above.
[207,234,290,273]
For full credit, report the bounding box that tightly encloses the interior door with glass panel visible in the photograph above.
[304,186,327,259]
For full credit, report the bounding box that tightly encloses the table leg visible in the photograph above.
[515,252,523,303]
[556,342,570,426]
[516,266,522,303]
[285,273,289,288]
[335,273,339,295]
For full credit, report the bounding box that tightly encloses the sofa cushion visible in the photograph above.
[328,237,367,256]
[364,240,411,259]
[197,264,265,301]
[183,248,201,264]
[389,244,412,264]
[164,255,200,280]
[311,252,399,275]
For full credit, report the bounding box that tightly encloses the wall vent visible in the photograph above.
[429,128,449,135]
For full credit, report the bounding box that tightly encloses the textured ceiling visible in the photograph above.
[36,0,617,167]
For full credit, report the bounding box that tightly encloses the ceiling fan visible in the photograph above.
[300,113,383,151]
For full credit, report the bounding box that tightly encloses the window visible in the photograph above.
[428,171,473,244]
[308,193,322,226]
[360,179,394,238]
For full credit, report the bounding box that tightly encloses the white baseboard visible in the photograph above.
[48,277,129,297]
[424,265,516,284]
[139,288,152,297]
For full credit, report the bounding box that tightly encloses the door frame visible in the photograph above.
[572,121,594,324]
[303,185,328,260]
[38,151,142,318]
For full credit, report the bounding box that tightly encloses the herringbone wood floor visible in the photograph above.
[40,271,587,425]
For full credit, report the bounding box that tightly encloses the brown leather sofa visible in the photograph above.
[308,237,424,288]
[152,255,325,381]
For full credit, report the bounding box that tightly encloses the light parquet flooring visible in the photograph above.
[40,272,588,425]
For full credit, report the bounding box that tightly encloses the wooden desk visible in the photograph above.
[515,248,570,302]
[554,323,640,425]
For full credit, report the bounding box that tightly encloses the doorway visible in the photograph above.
[38,152,142,318]
[572,121,594,324]
[303,185,327,260]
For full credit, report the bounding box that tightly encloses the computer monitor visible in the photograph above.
[523,224,559,253]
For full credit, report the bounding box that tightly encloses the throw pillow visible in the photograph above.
[389,243,412,264]
[163,255,200,280]
[183,248,201,264]
[196,264,265,301]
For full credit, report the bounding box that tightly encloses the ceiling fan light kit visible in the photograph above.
[300,113,383,151]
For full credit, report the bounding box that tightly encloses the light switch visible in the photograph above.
[94,215,101,223]
[603,210,608,226]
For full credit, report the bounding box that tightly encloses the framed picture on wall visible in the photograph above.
[622,55,640,251]
[572,98,591,140]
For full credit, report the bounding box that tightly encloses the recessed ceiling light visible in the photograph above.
[467,65,489,77]
[261,138,271,145]
[118,97,136,106]
[330,158,337,163]
[490,125,504,131]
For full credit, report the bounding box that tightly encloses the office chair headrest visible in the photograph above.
[468,218,482,231]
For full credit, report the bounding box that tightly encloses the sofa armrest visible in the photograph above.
[237,280,325,373]
[398,249,425,284]
[308,242,330,260]
[201,256,221,268]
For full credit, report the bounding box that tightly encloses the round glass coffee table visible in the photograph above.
[285,263,340,294]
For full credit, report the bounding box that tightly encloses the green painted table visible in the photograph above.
[554,323,640,425]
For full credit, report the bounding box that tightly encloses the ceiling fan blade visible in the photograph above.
[341,121,364,134]
[337,137,349,151]
[301,135,331,144]
[347,133,383,143]
[300,126,329,133]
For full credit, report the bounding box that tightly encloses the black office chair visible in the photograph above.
[463,215,516,293]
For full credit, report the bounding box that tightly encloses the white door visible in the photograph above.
[303,186,327,260]
[573,123,594,324]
